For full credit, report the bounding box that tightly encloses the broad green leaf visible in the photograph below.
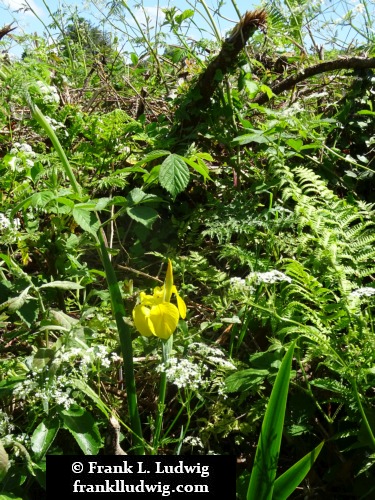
[0,439,9,482]
[175,9,194,24]
[1,286,31,313]
[29,348,55,371]
[72,208,100,236]
[127,188,159,205]
[273,441,324,499]
[233,132,273,145]
[180,156,211,181]
[60,406,101,455]
[286,138,303,152]
[39,281,84,291]
[16,299,39,327]
[134,150,170,167]
[0,495,23,500]
[225,369,269,393]
[159,154,190,197]
[247,341,296,500]
[31,417,60,461]
[245,80,259,98]
[126,206,158,228]
[30,190,55,208]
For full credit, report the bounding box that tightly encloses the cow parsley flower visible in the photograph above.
[350,287,375,298]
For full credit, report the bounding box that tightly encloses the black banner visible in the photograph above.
[46,455,236,499]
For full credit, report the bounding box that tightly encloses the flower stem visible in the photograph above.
[152,335,173,454]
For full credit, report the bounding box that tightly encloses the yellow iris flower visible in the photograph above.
[132,260,187,340]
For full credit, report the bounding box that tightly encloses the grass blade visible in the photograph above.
[247,341,296,500]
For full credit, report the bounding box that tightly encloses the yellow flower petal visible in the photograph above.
[150,302,179,340]
[132,304,155,337]
[164,259,174,303]
[176,293,187,319]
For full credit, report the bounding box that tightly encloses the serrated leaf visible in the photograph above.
[180,156,211,181]
[126,206,158,228]
[135,150,170,167]
[39,281,84,291]
[159,154,190,197]
[60,406,101,455]
[31,417,60,461]
[72,208,100,236]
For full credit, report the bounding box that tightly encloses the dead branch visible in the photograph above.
[254,57,375,105]
[173,9,266,130]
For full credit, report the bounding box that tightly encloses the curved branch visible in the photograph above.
[254,57,375,105]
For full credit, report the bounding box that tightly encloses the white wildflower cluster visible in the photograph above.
[350,287,375,298]
[183,435,204,449]
[35,80,60,104]
[13,372,75,411]
[157,342,235,398]
[189,342,236,371]
[249,270,292,285]
[55,344,119,371]
[0,410,15,436]
[229,277,255,294]
[157,358,204,390]
[0,213,20,233]
[8,141,37,171]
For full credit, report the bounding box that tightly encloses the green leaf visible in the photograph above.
[0,439,9,482]
[60,406,101,455]
[286,138,303,152]
[273,441,324,499]
[175,9,194,24]
[1,286,32,313]
[247,341,296,500]
[134,150,170,167]
[126,206,158,228]
[0,495,23,500]
[39,281,84,291]
[180,156,211,181]
[159,154,190,197]
[30,348,55,371]
[69,379,110,418]
[225,369,269,393]
[72,208,100,236]
[31,417,60,461]
[16,299,39,327]
[127,188,159,205]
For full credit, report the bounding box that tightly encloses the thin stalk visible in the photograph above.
[196,0,222,42]
[152,335,173,454]
[352,379,375,451]
[97,231,144,454]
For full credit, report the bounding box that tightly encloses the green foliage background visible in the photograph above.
[1,0,375,498]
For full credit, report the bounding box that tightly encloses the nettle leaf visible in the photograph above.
[126,206,158,228]
[39,281,84,291]
[17,299,39,327]
[286,138,304,152]
[159,154,190,197]
[225,369,269,393]
[72,208,100,236]
[60,406,101,455]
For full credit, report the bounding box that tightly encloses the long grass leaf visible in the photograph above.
[247,341,296,500]
[273,441,324,499]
